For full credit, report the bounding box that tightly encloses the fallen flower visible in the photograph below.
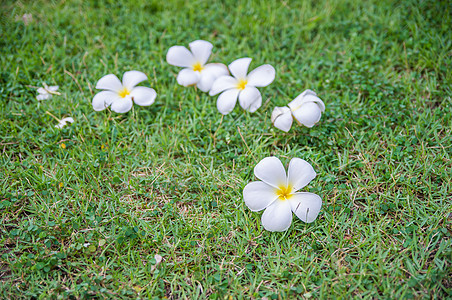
[209,58,275,114]
[55,117,74,129]
[92,71,156,113]
[271,89,325,131]
[166,40,228,92]
[36,83,60,101]
[243,156,322,232]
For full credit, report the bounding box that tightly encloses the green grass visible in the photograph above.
[1,0,451,298]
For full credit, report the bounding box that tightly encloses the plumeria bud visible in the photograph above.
[288,89,325,128]
[271,106,293,132]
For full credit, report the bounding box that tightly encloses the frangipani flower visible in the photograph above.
[209,58,275,115]
[92,71,156,113]
[243,156,322,232]
[37,83,60,101]
[271,89,325,132]
[166,40,228,92]
[55,117,74,129]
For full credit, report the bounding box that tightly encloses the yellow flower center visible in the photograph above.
[192,62,204,72]
[118,87,130,98]
[237,79,248,90]
[276,185,293,201]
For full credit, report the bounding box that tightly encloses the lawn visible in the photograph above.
[1,0,451,298]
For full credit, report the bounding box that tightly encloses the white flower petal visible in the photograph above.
[166,46,196,68]
[261,200,293,232]
[47,85,59,92]
[292,102,322,128]
[289,192,322,223]
[176,68,201,87]
[37,87,48,95]
[287,158,316,191]
[122,71,147,89]
[130,86,156,106]
[55,117,74,129]
[271,106,293,132]
[216,88,240,115]
[110,97,133,113]
[304,94,325,112]
[228,57,252,79]
[96,74,122,92]
[238,86,262,112]
[243,181,278,212]
[37,94,50,101]
[92,91,119,111]
[254,156,286,188]
[288,91,324,112]
[197,63,229,92]
[189,40,213,65]
[247,64,275,87]
[209,75,238,96]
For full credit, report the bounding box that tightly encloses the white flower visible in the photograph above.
[243,156,322,232]
[55,117,74,129]
[166,40,228,92]
[209,58,275,115]
[271,90,325,131]
[36,83,60,101]
[92,71,157,113]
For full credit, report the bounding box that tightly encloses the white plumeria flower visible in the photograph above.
[243,156,322,232]
[55,117,74,129]
[271,89,325,131]
[166,40,228,92]
[209,58,275,115]
[36,83,60,101]
[92,71,156,113]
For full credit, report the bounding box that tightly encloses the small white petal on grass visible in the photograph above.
[37,94,49,101]
[55,117,74,129]
[228,57,252,79]
[243,181,278,212]
[217,88,240,115]
[122,71,147,89]
[166,46,196,67]
[247,64,275,87]
[287,158,317,191]
[289,192,322,223]
[209,76,238,96]
[238,86,262,112]
[261,200,293,232]
[271,106,293,132]
[177,68,201,87]
[189,40,213,65]
[154,254,163,265]
[130,86,157,106]
[96,74,122,92]
[254,156,286,188]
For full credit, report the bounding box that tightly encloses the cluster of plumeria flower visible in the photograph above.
[37,39,326,231]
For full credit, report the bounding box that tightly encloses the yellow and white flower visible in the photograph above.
[92,71,156,113]
[166,40,228,92]
[271,90,325,132]
[37,83,60,101]
[209,58,275,115]
[243,156,322,232]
